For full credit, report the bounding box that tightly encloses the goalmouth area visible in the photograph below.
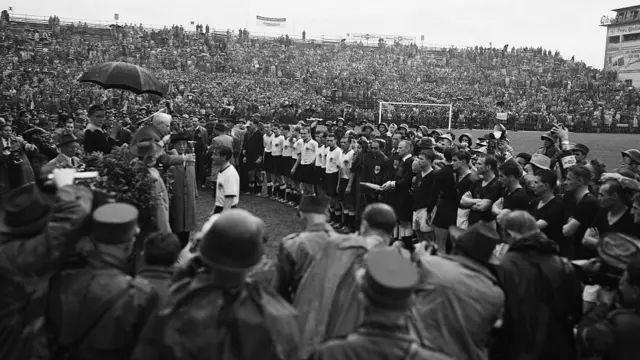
[378,101,453,130]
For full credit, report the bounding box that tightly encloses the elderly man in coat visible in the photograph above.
[0,169,93,360]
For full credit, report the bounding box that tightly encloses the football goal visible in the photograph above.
[378,101,453,130]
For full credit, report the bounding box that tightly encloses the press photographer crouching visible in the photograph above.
[577,257,640,359]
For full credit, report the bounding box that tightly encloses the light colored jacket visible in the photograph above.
[412,254,505,360]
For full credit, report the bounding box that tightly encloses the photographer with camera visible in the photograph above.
[578,259,640,359]
[0,168,93,360]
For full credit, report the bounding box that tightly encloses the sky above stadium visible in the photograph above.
[6,0,619,68]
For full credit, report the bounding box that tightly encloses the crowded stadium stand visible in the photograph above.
[0,9,636,132]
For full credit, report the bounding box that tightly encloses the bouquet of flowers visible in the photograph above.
[82,147,157,232]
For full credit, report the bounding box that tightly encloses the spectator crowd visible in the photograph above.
[1,9,640,360]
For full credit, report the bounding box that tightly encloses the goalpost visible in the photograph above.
[378,101,454,130]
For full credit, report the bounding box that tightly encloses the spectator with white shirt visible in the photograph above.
[211,145,239,215]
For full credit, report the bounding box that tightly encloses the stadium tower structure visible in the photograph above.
[602,5,640,86]
[378,101,453,130]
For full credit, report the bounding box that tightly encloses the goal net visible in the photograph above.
[378,101,453,130]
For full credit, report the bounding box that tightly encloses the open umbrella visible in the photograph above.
[78,62,166,97]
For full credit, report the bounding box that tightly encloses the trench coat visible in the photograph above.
[168,162,197,233]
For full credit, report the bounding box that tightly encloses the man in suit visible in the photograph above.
[41,133,81,175]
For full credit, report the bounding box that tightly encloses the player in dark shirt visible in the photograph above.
[528,169,571,257]
[452,150,477,232]
[494,158,531,224]
[462,154,503,226]
[411,150,437,245]
[562,166,601,260]
[587,179,639,240]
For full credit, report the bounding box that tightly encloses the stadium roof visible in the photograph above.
[612,5,640,12]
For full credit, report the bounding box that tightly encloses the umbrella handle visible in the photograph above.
[139,107,168,124]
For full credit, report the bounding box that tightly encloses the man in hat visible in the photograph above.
[294,203,400,359]
[309,248,451,360]
[47,202,160,360]
[0,169,93,360]
[572,143,590,166]
[132,209,300,360]
[536,131,561,169]
[41,133,82,175]
[412,222,505,360]
[275,195,336,302]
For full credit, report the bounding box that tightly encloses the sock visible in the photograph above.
[335,210,342,225]
[285,188,291,201]
[248,181,254,193]
[267,183,273,197]
[279,185,286,199]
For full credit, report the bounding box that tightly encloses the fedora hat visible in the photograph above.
[170,132,190,143]
[529,153,551,170]
[130,137,163,157]
[449,222,500,264]
[57,133,78,147]
[0,183,53,235]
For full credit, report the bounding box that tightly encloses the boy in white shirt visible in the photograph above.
[212,145,239,214]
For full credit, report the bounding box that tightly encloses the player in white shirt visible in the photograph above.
[293,127,318,197]
[261,124,273,197]
[211,145,239,214]
[270,126,285,201]
[324,133,343,227]
[289,126,304,207]
[282,126,297,204]
[336,137,356,232]
[314,131,327,195]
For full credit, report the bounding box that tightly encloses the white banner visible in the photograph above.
[256,15,286,28]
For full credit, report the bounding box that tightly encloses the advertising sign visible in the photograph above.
[256,15,287,28]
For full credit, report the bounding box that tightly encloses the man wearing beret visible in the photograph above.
[309,248,452,360]
[274,195,337,302]
[47,203,160,360]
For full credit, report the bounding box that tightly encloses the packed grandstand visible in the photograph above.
[0,10,635,132]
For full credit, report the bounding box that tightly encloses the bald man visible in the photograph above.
[130,113,195,166]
